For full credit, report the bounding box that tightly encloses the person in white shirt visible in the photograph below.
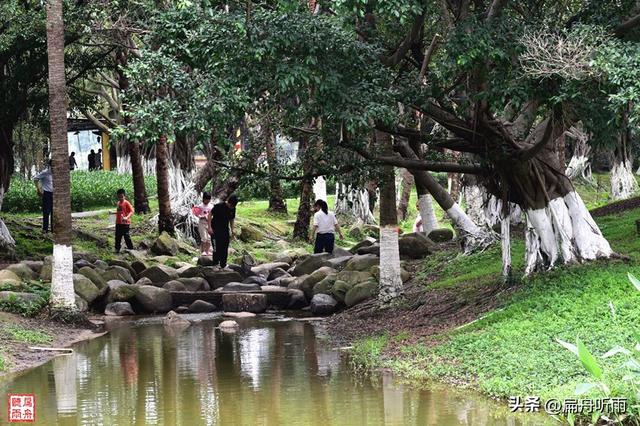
[413,202,423,233]
[33,160,54,233]
[192,192,214,255]
[311,199,344,254]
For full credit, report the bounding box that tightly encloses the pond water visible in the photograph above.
[0,314,553,425]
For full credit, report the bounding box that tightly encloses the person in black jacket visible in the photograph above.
[207,194,238,270]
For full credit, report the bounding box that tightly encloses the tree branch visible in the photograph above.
[380,13,426,67]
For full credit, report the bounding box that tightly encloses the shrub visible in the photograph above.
[3,171,157,213]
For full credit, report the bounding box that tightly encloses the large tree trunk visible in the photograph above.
[46,0,75,311]
[173,132,195,171]
[376,130,403,303]
[396,169,413,220]
[0,126,16,256]
[266,129,287,213]
[334,183,376,223]
[415,181,438,234]
[565,126,593,184]
[293,136,313,240]
[156,135,174,234]
[610,125,638,200]
[312,176,327,203]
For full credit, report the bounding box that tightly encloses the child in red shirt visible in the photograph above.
[112,188,134,253]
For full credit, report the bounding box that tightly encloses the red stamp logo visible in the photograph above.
[7,394,35,422]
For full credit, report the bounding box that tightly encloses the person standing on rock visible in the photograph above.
[208,194,238,270]
[311,199,343,254]
[193,191,213,256]
[33,160,54,234]
[88,149,96,171]
[111,188,134,253]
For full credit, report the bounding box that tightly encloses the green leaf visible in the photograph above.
[577,338,603,380]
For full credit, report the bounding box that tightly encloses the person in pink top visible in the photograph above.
[193,192,214,255]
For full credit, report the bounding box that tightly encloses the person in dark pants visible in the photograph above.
[33,161,53,233]
[112,188,134,253]
[69,152,78,170]
[208,194,238,270]
[88,150,96,171]
[311,199,344,254]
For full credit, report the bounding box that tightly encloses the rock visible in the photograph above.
[222,282,262,292]
[6,263,35,280]
[197,256,214,267]
[175,306,190,314]
[251,262,290,278]
[78,267,108,291]
[279,276,298,288]
[135,285,173,313]
[0,269,21,282]
[401,269,411,283]
[164,310,190,328]
[134,277,153,286]
[260,285,291,308]
[239,223,266,242]
[348,222,364,240]
[331,280,354,303]
[357,244,380,256]
[173,261,193,269]
[344,254,378,272]
[0,291,44,305]
[310,294,338,315]
[74,259,93,269]
[345,281,378,307]
[151,231,179,256]
[163,281,187,291]
[292,253,332,276]
[73,252,98,263]
[300,267,336,300]
[22,260,43,274]
[93,259,109,270]
[189,300,217,313]
[139,265,179,284]
[363,224,380,237]
[225,263,247,278]
[131,261,147,276]
[218,320,239,331]
[103,266,134,284]
[75,294,88,312]
[331,247,352,258]
[39,264,52,281]
[105,302,135,316]
[313,274,338,296]
[350,239,376,254]
[243,276,267,286]
[323,256,353,270]
[107,279,128,290]
[224,311,256,318]
[107,284,139,303]
[287,289,307,309]
[73,274,101,303]
[202,269,242,290]
[222,293,267,313]
[428,228,454,243]
[398,234,433,259]
[177,277,209,292]
[125,250,148,262]
[267,268,289,281]
[336,270,373,286]
[180,266,205,279]
[108,259,136,278]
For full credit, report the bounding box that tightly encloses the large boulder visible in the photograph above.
[93,259,109,270]
[350,239,376,254]
[22,260,44,274]
[105,302,135,316]
[139,265,179,284]
[310,294,338,315]
[107,284,139,303]
[344,254,378,272]
[428,228,454,243]
[202,269,242,290]
[239,223,266,242]
[222,293,267,313]
[331,280,355,303]
[221,282,262,292]
[107,279,128,290]
[331,247,352,258]
[177,277,209,292]
[279,276,298,288]
[180,266,205,279]
[108,259,136,278]
[323,256,353,270]
[189,300,217,313]
[0,269,21,282]
[347,222,365,240]
[292,253,332,276]
[197,256,214,267]
[130,261,148,276]
[75,294,88,312]
[357,244,380,256]
[78,266,108,291]
[251,262,290,278]
[336,270,373,286]
[300,267,336,299]
[398,234,433,259]
[134,277,153,287]
[39,263,52,282]
[370,266,411,283]
[243,276,268,286]
[6,263,35,280]
[313,274,338,296]
[74,259,93,270]
[163,281,187,291]
[0,291,43,305]
[73,274,101,303]
[109,265,135,283]
[287,289,307,309]
[268,268,290,281]
[135,285,173,313]
[260,286,290,309]
[151,231,179,256]
[345,281,378,307]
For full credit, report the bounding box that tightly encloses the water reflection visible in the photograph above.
[0,316,553,425]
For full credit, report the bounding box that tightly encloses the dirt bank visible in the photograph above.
[0,312,105,376]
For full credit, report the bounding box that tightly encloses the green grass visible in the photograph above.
[0,353,5,371]
[350,334,389,372]
[5,326,52,345]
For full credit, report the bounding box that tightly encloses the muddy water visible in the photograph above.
[1,314,552,425]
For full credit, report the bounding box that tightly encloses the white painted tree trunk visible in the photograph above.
[462,184,486,227]
[0,185,16,254]
[524,191,611,275]
[334,183,376,224]
[501,217,511,280]
[313,176,327,202]
[447,203,497,254]
[117,155,156,176]
[378,226,403,303]
[50,244,76,309]
[416,194,438,234]
[610,159,638,200]
[462,184,523,228]
[53,352,77,414]
[565,125,593,184]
